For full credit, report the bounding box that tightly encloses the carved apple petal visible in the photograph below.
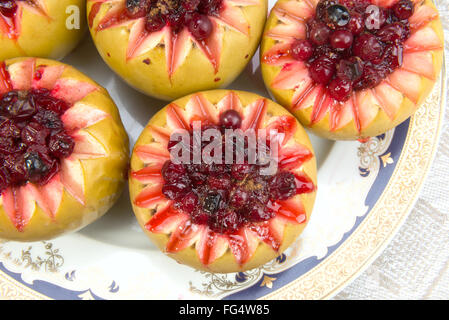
[193,20,222,73]
[131,164,165,184]
[311,87,333,124]
[404,26,443,52]
[60,157,85,205]
[20,0,48,17]
[127,19,151,60]
[279,144,313,171]
[214,2,249,35]
[227,228,258,265]
[402,51,436,80]
[147,125,171,148]
[8,58,35,91]
[134,144,170,164]
[166,220,204,253]
[166,103,190,131]
[95,1,129,32]
[248,221,283,252]
[274,0,314,21]
[88,0,110,28]
[262,42,296,66]
[0,62,12,94]
[2,186,36,232]
[329,98,354,131]
[388,69,422,104]
[128,24,167,60]
[241,99,267,131]
[134,184,167,209]
[30,175,63,219]
[145,205,186,234]
[292,82,319,111]
[186,93,219,124]
[217,91,243,114]
[62,103,108,132]
[409,3,438,30]
[266,22,306,41]
[167,28,193,77]
[51,79,97,105]
[354,90,381,130]
[0,6,22,39]
[275,198,307,224]
[374,81,403,120]
[271,61,308,90]
[72,130,108,160]
[32,65,65,90]
[266,115,298,145]
[196,228,229,265]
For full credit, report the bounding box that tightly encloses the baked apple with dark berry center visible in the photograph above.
[0,58,129,241]
[0,1,87,60]
[129,90,317,273]
[87,0,267,100]
[261,0,443,140]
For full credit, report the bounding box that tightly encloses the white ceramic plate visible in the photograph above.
[0,0,445,300]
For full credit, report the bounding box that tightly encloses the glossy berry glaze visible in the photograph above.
[161,110,314,235]
[94,0,223,41]
[0,64,75,193]
[0,0,18,18]
[292,0,415,102]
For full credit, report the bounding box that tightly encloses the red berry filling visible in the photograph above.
[0,0,18,18]
[161,110,313,235]
[292,0,414,102]
[0,86,75,193]
[124,0,223,40]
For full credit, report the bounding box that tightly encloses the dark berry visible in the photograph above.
[219,109,242,129]
[336,57,364,82]
[187,13,213,40]
[393,0,414,20]
[309,56,335,84]
[0,0,18,18]
[309,21,331,45]
[324,4,351,29]
[291,39,314,61]
[330,30,353,50]
[353,33,383,62]
[328,78,353,101]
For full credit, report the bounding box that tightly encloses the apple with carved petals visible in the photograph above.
[0,57,129,241]
[261,0,444,140]
[87,0,267,101]
[0,0,87,61]
[129,90,317,272]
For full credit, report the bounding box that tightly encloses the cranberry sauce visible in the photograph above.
[293,0,414,102]
[0,0,19,18]
[124,0,223,40]
[161,110,310,235]
[0,86,75,193]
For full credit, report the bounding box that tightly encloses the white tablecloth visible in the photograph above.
[334,0,449,300]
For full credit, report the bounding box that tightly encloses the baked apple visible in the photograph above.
[129,90,317,273]
[261,0,444,140]
[0,57,129,241]
[87,0,268,101]
[0,0,87,61]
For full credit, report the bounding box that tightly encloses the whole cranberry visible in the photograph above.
[48,133,75,158]
[353,33,383,62]
[336,57,364,82]
[125,0,147,19]
[308,20,331,45]
[187,14,213,40]
[330,30,353,50]
[291,39,314,61]
[348,12,364,35]
[393,0,414,20]
[377,22,406,43]
[219,109,242,129]
[308,56,335,85]
[145,15,166,33]
[179,192,199,214]
[328,78,353,102]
